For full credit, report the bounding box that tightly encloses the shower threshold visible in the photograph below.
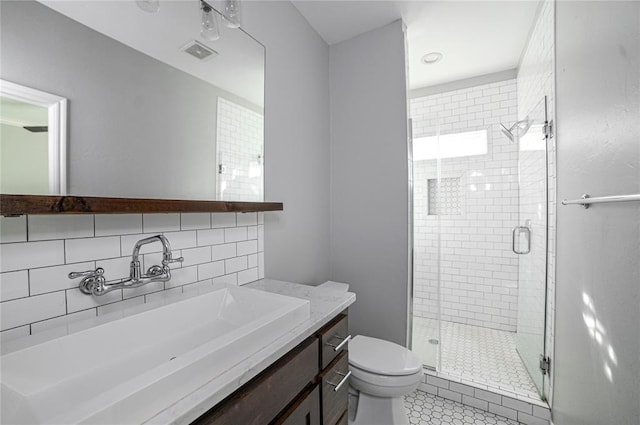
[412,318,541,400]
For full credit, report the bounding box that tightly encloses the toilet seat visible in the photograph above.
[349,335,422,376]
[350,364,422,389]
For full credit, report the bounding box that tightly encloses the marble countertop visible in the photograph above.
[145,279,356,425]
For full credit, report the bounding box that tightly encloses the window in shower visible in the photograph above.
[413,129,487,161]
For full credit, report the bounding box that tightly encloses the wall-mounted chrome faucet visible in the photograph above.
[69,234,183,296]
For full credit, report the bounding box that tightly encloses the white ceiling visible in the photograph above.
[39,0,264,107]
[292,1,539,90]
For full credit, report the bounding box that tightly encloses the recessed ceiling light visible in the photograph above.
[421,52,443,65]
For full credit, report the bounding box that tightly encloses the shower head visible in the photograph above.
[499,118,532,143]
[500,123,515,142]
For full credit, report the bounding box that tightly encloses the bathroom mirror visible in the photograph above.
[0,0,264,202]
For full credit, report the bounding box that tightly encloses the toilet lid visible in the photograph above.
[349,335,422,376]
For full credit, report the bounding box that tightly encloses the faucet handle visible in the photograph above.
[69,267,104,279]
[163,256,184,266]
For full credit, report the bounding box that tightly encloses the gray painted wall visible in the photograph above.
[243,1,331,285]
[553,2,639,423]
[329,20,409,346]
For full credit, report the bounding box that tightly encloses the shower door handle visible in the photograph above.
[512,225,531,255]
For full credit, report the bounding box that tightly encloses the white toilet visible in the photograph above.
[348,335,423,425]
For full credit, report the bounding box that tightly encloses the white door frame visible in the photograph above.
[0,79,68,195]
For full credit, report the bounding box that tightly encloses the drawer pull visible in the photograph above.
[328,371,351,392]
[326,334,351,352]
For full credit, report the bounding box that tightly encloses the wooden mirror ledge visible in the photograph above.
[0,194,283,216]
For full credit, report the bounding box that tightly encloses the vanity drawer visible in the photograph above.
[273,384,321,425]
[193,337,319,425]
[319,314,349,369]
[320,351,349,425]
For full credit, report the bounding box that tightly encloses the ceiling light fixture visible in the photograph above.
[200,0,220,41]
[421,52,443,65]
[136,0,160,13]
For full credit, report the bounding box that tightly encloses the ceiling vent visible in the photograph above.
[181,40,218,61]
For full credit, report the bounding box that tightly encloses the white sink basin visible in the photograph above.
[1,285,310,424]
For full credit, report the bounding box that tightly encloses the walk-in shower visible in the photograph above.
[409,82,553,401]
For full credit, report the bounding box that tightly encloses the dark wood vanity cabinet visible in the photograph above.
[192,312,350,425]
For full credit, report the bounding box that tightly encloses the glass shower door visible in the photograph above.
[410,112,441,370]
[514,96,549,395]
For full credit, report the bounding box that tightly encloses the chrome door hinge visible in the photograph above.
[543,120,554,139]
[218,164,226,174]
[540,355,551,375]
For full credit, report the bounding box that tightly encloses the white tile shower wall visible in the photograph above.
[0,212,265,340]
[516,0,556,401]
[216,97,264,202]
[411,79,520,332]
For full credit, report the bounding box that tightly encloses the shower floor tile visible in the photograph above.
[404,390,523,425]
[412,317,539,397]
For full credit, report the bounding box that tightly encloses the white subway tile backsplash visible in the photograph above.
[65,236,120,264]
[247,253,258,269]
[0,241,64,273]
[30,261,95,295]
[212,243,236,261]
[28,215,94,241]
[95,214,142,237]
[212,212,236,228]
[180,213,211,230]
[166,266,198,288]
[224,226,247,243]
[0,270,29,301]
[197,229,225,246]
[1,291,66,330]
[238,268,258,286]
[181,246,212,267]
[143,214,180,233]
[237,240,258,256]
[225,256,247,274]
[66,287,122,313]
[197,261,225,280]
[163,231,197,250]
[0,216,27,243]
[0,212,264,342]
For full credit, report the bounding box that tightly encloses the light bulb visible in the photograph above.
[201,3,220,41]
[222,0,241,29]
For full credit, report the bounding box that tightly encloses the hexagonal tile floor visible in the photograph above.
[403,390,523,425]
